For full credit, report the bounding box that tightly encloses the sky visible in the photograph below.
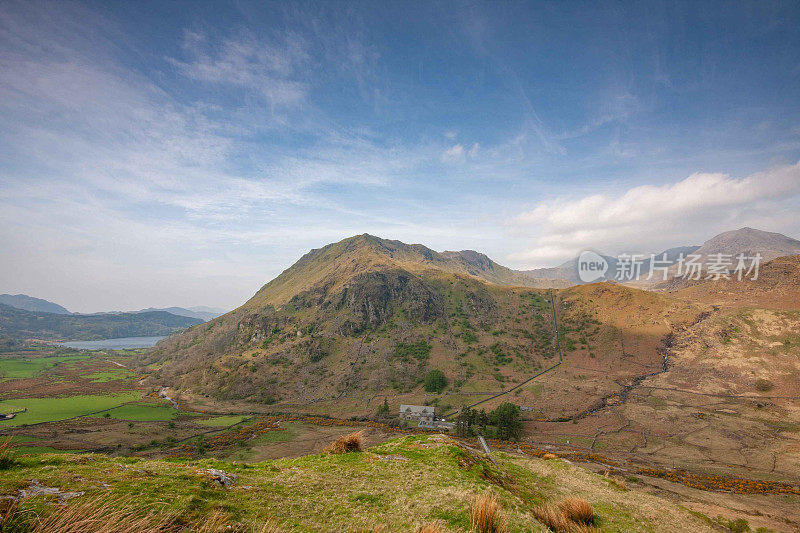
[1,1,799,313]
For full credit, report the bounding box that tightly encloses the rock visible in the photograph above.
[204,469,238,488]
[18,480,84,502]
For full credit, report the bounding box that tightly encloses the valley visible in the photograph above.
[3,233,800,531]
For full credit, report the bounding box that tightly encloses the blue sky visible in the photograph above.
[1,1,799,312]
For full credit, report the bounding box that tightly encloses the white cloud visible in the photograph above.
[441,142,480,163]
[508,161,800,266]
[441,143,465,162]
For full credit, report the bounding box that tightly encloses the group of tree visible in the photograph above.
[454,402,522,440]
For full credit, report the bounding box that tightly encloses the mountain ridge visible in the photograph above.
[0,304,203,341]
[0,293,70,315]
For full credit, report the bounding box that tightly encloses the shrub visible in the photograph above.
[754,379,773,392]
[394,341,432,363]
[557,498,594,525]
[471,493,505,533]
[424,369,448,393]
[324,431,364,454]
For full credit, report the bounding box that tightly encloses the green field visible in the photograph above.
[0,354,89,380]
[85,369,134,382]
[197,414,249,427]
[91,402,177,421]
[0,391,140,426]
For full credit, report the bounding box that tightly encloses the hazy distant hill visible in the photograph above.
[0,294,70,314]
[133,306,226,322]
[654,227,800,290]
[691,227,800,261]
[0,304,202,341]
[523,246,701,283]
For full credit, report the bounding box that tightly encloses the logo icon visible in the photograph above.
[577,250,608,283]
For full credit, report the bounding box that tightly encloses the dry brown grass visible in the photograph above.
[532,498,596,532]
[324,430,364,454]
[531,504,572,532]
[30,496,175,533]
[470,493,505,533]
[192,509,229,532]
[557,498,594,525]
[254,519,282,533]
[417,521,445,532]
[0,436,14,470]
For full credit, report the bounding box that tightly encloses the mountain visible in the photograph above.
[0,294,70,314]
[143,234,702,414]
[653,227,800,290]
[693,227,800,261]
[0,304,203,341]
[524,246,701,284]
[242,234,567,310]
[133,306,225,322]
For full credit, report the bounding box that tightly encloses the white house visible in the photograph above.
[399,404,435,421]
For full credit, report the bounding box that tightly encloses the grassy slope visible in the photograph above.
[1,434,715,532]
[673,254,800,310]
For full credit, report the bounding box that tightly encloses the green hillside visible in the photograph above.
[0,304,202,341]
[0,433,716,532]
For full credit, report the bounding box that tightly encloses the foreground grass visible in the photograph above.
[0,434,715,532]
[0,391,140,426]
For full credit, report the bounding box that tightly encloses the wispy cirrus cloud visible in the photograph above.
[169,30,309,107]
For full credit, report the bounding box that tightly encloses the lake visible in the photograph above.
[56,336,166,350]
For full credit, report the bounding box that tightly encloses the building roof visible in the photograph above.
[399,404,435,415]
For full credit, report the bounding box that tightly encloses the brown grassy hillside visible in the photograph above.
[674,255,800,310]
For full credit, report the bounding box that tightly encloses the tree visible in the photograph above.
[491,402,521,440]
[424,369,448,393]
[455,406,474,437]
[376,397,390,418]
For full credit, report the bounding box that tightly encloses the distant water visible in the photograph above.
[56,336,166,350]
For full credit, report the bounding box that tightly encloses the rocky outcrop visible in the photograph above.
[325,270,445,334]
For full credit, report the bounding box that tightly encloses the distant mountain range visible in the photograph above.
[0,295,224,341]
[0,294,226,323]
[0,294,71,314]
[523,227,800,284]
[0,304,203,341]
[132,306,226,322]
